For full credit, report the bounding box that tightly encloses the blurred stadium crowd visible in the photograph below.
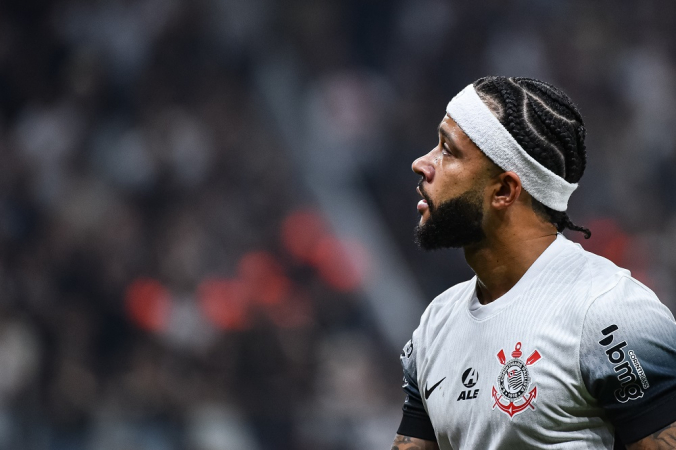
[0,0,675,449]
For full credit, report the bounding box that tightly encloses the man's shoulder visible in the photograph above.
[417,278,475,325]
[575,242,635,298]
[411,278,475,353]
[557,238,633,299]
[430,278,476,308]
[569,241,669,318]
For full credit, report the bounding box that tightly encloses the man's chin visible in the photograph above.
[415,224,481,250]
[413,187,486,250]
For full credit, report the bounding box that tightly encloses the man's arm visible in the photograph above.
[627,421,676,450]
[397,338,438,444]
[580,279,676,446]
[391,434,439,450]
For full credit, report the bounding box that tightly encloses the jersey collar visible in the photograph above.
[467,234,571,320]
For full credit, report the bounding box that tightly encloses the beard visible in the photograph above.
[414,185,486,250]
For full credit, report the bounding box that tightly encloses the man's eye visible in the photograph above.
[442,145,452,156]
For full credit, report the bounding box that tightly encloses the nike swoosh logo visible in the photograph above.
[424,377,446,399]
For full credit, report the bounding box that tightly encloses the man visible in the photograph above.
[392,76,676,450]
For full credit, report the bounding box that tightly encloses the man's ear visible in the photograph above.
[490,171,522,210]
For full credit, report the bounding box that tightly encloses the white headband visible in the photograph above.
[446,84,577,212]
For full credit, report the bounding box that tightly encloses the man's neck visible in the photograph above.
[465,230,557,305]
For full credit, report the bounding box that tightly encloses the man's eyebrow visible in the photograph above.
[437,125,456,149]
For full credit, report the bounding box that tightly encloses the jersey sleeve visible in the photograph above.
[397,337,436,440]
[580,276,676,444]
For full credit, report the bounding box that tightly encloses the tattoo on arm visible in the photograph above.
[391,434,439,450]
[627,421,676,450]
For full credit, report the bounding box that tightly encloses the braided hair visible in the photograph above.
[473,76,591,239]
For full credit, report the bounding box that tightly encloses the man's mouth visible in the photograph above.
[417,186,430,213]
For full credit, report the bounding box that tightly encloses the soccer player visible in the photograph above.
[392,76,676,450]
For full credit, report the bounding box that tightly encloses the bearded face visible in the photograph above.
[414,183,486,250]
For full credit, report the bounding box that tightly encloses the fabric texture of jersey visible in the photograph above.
[399,234,676,449]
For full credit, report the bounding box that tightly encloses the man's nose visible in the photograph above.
[412,151,435,183]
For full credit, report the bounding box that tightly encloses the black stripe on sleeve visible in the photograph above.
[398,338,436,441]
[397,373,435,440]
[397,407,436,441]
[613,388,676,444]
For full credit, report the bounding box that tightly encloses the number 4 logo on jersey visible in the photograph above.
[491,342,542,419]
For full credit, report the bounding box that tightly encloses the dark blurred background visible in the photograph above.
[0,0,675,449]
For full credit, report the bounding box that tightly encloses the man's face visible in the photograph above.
[412,115,496,249]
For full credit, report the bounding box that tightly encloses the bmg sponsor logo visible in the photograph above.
[598,324,649,403]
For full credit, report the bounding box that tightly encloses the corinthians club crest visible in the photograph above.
[492,342,541,418]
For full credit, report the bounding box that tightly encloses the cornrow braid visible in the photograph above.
[473,76,591,239]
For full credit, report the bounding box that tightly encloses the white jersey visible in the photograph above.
[399,235,676,449]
